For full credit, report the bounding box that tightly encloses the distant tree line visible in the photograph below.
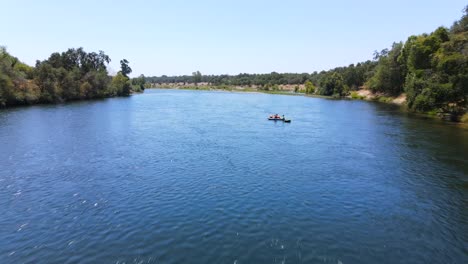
[146,60,376,92]
[147,72,313,87]
[147,6,468,119]
[0,47,142,107]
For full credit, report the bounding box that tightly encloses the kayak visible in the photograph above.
[268,118,291,123]
[268,114,291,122]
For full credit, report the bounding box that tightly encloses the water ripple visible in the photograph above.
[0,90,466,263]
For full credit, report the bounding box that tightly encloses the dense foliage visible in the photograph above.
[147,7,468,119]
[0,47,138,107]
[315,7,467,117]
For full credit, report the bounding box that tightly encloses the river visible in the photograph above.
[0,89,467,263]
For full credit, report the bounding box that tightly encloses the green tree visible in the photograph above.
[131,74,146,92]
[304,80,315,94]
[401,18,467,118]
[451,6,468,33]
[318,72,345,96]
[111,72,132,96]
[0,47,145,107]
[120,59,132,77]
[192,70,202,85]
[367,42,405,95]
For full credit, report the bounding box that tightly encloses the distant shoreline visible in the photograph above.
[147,85,399,101]
[147,84,333,98]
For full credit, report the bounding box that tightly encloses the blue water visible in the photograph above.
[0,89,467,263]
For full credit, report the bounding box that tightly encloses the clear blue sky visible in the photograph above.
[1,0,466,77]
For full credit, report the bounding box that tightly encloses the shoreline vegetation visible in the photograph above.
[146,7,468,123]
[0,47,145,108]
[148,83,406,103]
[148,84,405,104]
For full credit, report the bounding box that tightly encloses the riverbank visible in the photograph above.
[349,89,407,105]
[348,89,468,124]
[0,47,140,108]
[148,84,304,96]
[0,89,144,109]
[149,85,401,104]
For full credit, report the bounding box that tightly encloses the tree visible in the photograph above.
[111,72,131,96]
[120,59,132,77]
[451,5,468,34]
[0,47,144,107]
[401,16,467,118]
[367,42,405,95]
[192,70,202,85]
[304,80,315,94]
[132,74,146,92]
[317,72,345,96]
